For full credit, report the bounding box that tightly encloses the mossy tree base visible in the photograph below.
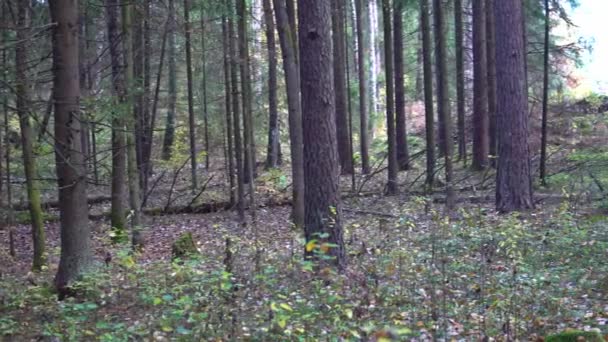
[171,232,199,260]
[545,330,604,342]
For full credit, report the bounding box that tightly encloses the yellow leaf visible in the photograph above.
[161,325,173,332]
[280,303,293,312]
[345,308,353,319]
[305,240,317,252]
[271,302,279,311]
[278,319,287,329]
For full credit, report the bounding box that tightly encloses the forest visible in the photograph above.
[0,0,607,340]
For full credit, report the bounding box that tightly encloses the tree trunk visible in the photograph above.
[222,16,236,205]
[183,0,198,191]
[201,11,210,171]
[298,0,346,269]
[273,0,305,229]
[141,0,152,191]
[454,0,466,164]
[393,1,409,171]
[420,0,435,188]
[382,0,398,195]
[237,0,257,184]
[472,0,489,171]
[486,0,497,167]
[495,0,534,213]
[354,0,370,175]
[433,0,455,209]
[106,0,128,238]
[122,0,143,248]
[229,4,246,223]
[263,0,280,169]
[50,0,92,293]
[16,0,45,271]
[332,0,354,175]
[2,2,14,257]
[539,0,550,185]
[162,0,177,161]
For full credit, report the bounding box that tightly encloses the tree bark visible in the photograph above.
[382,0,398,195]
[273,0,305,229]
[420,0,435,188]
[472,0,489,171]
[539,0,550,185]
[454,0,466,164]
[433,0,455,209]
[495,0,534,212]
[298,0,346,269]
[50,0,92,293]
[354,0,370,175]
[201,10,210,171]
[486,0,497,168]
[183,0,198,191]
[16,0,45,271]
[393,1,409,171]
[263,0,280,169]
[222,16,236,205]
[106,0,128,238]
[161,0,177,161]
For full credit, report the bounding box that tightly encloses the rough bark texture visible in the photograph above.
[433,0,455,209]
[50,0,92,292]
[472,0,489,171]
[393,1,409,171]
[354,0,370,174]
[162,0,177,161]
[263,0,281,169]
[454,0,466,163]
[539,0,550,185]
[494,0,534,213]
[273,0,305,228]
[382,0,398,195]
[331,0,354,175]
[298,0,346,269]
[420,0,434,188]
[486,0,497,167]
[106,0,127,237]
[16,0,45,271]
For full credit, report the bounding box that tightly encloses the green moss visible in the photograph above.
[545,330,604,342]
[171,232,199,260]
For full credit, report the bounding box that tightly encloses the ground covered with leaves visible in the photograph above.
[1,190,607,341]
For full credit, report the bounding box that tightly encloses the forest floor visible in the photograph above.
[1,111,608,341]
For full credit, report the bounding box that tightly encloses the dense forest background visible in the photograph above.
[1,0,607,340]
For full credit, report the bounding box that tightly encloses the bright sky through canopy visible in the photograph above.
[571,0,608,93]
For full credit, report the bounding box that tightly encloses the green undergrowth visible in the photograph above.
[1,201,607,341]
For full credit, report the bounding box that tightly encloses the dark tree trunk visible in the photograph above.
[354,0,370,174]
[539,0,550,185]
[50,0,92,293]
[141,0,152,190]
[201,11,210,170]
[222,16,236,205]
[495,0,534,212]
[332,0,354,175]
[184,0,198,191]
[433,0,455,209]
[420,0,435,188]
[273,0,305,229]
[106,0,128,237]
[486,0,497,167]
[454,0,466,163]
[162,0,177,161]
[263,0,280,169]
[382,0,398,195]
[393,1,409,171]
[472,0,489,171]
[16,0,45,271]
[298,0,346,269]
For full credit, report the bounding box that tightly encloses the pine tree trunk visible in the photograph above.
[382,0,398,195]
[16,0,45,271]
[420,0,435,188]
[106,0,128,237]
[332,0,354,175]
[201,12,210,170]
[495,0,534,213]
[263,0,280,169]
[298,0,346,269]
[273,0,305,229]
[141,0,152,190]
[184,0,198,191]
[539,0,550,185]
[472,0,489,171]
[50,0,92,293]
[162,0,177,161]
[354,0,370,175]
[222,16,236,205]
[486,0,497,168]
[454,0,466,164]
[393,1,409,171]
[433,0,455,209]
